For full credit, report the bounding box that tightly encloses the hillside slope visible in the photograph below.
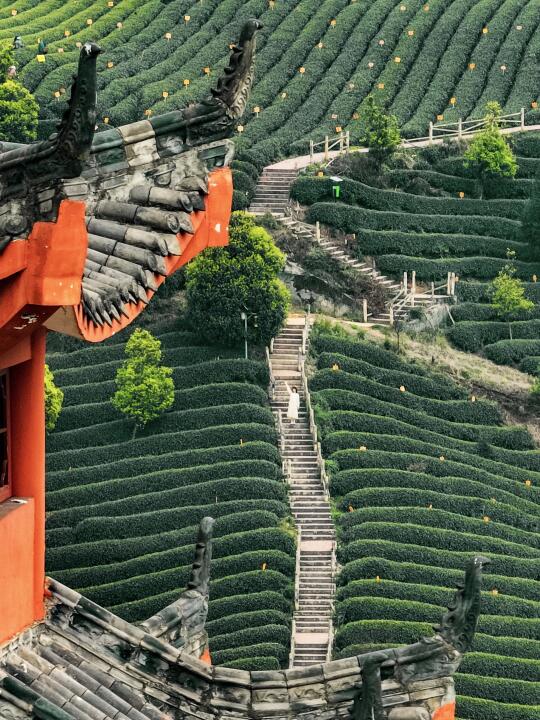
[4,0,540,160]
[309,331,540,720]
[292,131,540,373]
[45,326,294,671]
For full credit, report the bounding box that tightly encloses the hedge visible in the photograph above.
[305,202,521,242]
[52,345,237,387]
[47,423,277,473]
[55,383,269,433]
[206,610,290,638]
[340,507,539,550]
[342,522,539,561]
[336,580,539,619]
[221,657,281,671]
[47,510,283,571]
[291,176,525,220]
[311,369,502,424]
[111,569,293,624]
[54,527,294,589]
[339,486,538,532]
[456,281,540,304]
[455,695,540,720]
[337,557,538,602]
[49,457,281,514]
[60,358,269,406]
[518,357,540,376]
[312,335,435,379]
[316,352,465,400]
[339,538,538,581]
[460,653,540,683]
[334,619,539,657]
[211,644,289,667]
[355,228,526,261]
[325,431,540,481]
[47,440,279,491]
[48,403,275,452]
[208,591,292,621]
[451,304,540,323]
[336,472,539,527]
[319,405,534,451]
[68,499,289,544]
[81,550,295,607]
[375,254,538,283]
[47,476,286,530]
[47,331,205,370]
[485,340,540,365]
[448,321,540,353]
[337,597,539,640]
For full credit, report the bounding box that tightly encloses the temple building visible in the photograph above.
[0,20,487,720]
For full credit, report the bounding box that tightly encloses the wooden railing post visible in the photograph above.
[521,107,525,130]
[339,132,344,153]
[346,130,350,153]
[316,221,321,242]
[411,270,416,296]
[389,305,394,325]
[431,281,435,299]
[363,298,368,323]
[310,139,314,164]
[458,118,463,139]
[324,135,329,161]
[403,271,408,291]
[429,121,434,145]
[447,271,452,295]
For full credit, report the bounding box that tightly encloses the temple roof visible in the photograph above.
[0,555,489,720]
[0,20,262,342]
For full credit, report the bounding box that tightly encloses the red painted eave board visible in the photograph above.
[0,240,27,281]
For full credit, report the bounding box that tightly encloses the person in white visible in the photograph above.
[285,382,300,423]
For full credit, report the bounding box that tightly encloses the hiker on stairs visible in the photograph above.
[285,382,300,424]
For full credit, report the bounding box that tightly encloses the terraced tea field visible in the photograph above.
[45,327,294,670]
[3,0,540,161]
[309,331,540,720]
[291,131,540,374]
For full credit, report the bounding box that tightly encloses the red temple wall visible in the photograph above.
[0,329,46,644]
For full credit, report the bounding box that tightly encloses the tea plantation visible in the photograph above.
[3,0,540,161]
[291,131,540,374]
[45,327,294,670]
[308,331,540,720]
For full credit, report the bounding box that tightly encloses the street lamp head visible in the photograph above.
[240,312,247,320]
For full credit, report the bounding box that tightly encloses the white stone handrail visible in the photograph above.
[294,526,302,611]
[266,346,276,400]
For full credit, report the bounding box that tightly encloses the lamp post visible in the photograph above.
[240,310,258,359]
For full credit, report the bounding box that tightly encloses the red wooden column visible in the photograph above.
[10,327,47,623]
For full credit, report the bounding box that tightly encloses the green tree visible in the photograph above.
[464,102,517,197]
[520,171,540,259]
[359,95,401,163]
[0,40,38,143]
[0,41,14,78]
[185,212,290,347]
[112,329,175,438]
[0,80,39,142]
[490,252,534,339]
[44,364,63,432]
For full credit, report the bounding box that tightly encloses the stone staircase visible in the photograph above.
[249,168,298,216]
[282,218,404,320]
[269,318,335,667]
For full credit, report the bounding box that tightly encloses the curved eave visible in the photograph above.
[72,166,231,342]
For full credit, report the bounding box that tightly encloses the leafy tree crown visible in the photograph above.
[359,95,401,158]
[44,364,64,432]
[112,329,174,432]
[185,212,290,346]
